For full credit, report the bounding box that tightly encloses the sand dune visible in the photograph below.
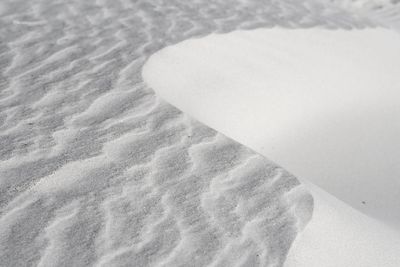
[1,0,398,265]
[143,27,400,266]
[143,28,400,226]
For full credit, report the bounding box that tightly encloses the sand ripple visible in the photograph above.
[0,0,390,266]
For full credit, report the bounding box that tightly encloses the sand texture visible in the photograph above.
[0,0,394,266]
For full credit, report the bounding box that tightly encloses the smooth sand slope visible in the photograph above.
[143,28,400,266]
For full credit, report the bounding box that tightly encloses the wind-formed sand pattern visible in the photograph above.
[0,0,399,266]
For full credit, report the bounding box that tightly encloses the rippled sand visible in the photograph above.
[0,0,395,266]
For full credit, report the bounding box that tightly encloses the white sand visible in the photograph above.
[285,182,400,267]
[143,28,400,266]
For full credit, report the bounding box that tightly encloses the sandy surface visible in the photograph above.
[142,4,400,267]
[1,0,397,266]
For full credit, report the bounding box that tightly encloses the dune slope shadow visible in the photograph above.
[143,28,400,266]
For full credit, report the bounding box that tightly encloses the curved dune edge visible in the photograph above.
[285,182,400,267]
[143,28,400,266]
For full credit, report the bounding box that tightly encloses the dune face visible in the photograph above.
[143,27,400,266]
[143,28,400,227]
